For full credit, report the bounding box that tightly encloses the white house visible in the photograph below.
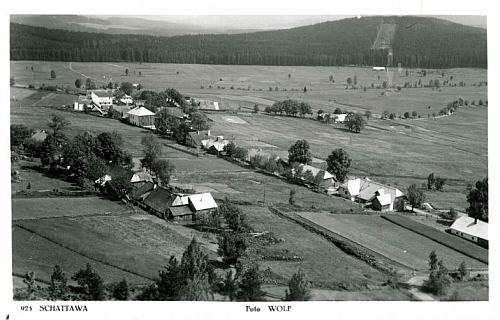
[338,178,361,201]
[332,114,348,123]
[338,177,404,211]
[450,216,488,246]
[187,193,218,213]
[120,94,133,105]
[126,106,156,129]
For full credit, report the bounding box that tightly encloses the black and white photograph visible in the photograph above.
[3,1,498,319]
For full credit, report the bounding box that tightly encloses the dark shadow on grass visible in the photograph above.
[436,219,453,227]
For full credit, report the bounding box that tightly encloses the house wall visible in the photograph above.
[138,115,155,127]
[450,229,478,243]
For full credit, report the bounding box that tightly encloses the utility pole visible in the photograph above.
[263,184,266,204]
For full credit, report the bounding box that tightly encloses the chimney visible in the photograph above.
[475,218,478,224]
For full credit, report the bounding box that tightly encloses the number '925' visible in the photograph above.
[21,306,32,311]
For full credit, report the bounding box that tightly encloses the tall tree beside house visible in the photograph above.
[47,114,70,142]
[466,178,488,222]
[285,269,311,301]
[190,111,210,131]
[407,184,426,211]
[120,82,134,95]
[85,78,96,90]
[151,158,175,186]
[50,70,56,79]
[288,139,312,165]
[140,134,162,173]
[345,113,365,133]
[326,148,352,182]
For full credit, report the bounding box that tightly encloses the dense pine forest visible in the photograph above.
[10,16,487,68]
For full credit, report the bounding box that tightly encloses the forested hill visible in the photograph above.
[10,16,487,68]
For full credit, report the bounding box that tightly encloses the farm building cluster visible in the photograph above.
[95,165,218,221]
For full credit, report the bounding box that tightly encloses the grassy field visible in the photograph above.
[14,216,189,281]
[11,160,82,192]
[12,197,133,220]
[241,206,387,288]
[12,226,151,287]
[174,170,357,212]
[296,212,487,270]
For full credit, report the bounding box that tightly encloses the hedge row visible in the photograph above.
[381,215,488,264]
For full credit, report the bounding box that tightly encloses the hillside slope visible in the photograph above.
[10,16,487,68]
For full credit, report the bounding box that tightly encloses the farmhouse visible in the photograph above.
[450,216,488,247]
[87,89,114,114]
[95,166,153,188]
[142,187,177,219]
[205,137,229,155]
[187,193,218,214]
[120,94,133,105]
[126,106,156,129]
[186,130,221,148]
[299,164,336,190]
[339,178,404,211]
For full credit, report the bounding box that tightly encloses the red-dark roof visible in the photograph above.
[143,187,176,213]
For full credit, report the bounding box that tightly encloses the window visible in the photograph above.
[472,237,475,240]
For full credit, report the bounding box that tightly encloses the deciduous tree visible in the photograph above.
[466,178,488,222]
[407,184,425,211]
[326,148,352,182]
[288,139,312,165]
[217,231,247,265]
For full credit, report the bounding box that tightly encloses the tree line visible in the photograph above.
[10,16,486,68]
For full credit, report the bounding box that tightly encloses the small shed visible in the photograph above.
[168,206,195,221]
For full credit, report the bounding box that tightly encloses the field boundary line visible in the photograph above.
[13,224,156,282]
[268,207,416,274]
[381,215,488,265]
[12,209,139,221]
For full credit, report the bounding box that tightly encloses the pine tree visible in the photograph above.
[49,265,68,300]
[113,278,129,300]
[429,250,438,271]
[285,270,311,301]
[237,264,266,301]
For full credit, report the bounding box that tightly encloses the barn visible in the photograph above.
[450,216,488,248]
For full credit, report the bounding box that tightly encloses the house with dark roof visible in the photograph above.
[299,164,336,190]
[186,130,222,148]
[142,187,177,219]
[168,205,195,221]
[130,182,156,209]
[95,166,153,188]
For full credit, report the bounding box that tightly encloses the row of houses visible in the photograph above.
[96,165,218,221]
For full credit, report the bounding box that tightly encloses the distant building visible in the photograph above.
[450,216,488,247]
[31,130,47,142]
[120,94,133,105]
[126,106,156,129]
[299,164,336,191]
[373,67,386,71]
[186,130,222,148]
[332,114,347,123]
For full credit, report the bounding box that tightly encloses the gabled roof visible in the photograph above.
[105,165,135,182]
[340,178,361,197]
[188,193,218,211]
[358,178,403,202]
[143,187,176,213]
[132,171,154,183]
[89,89,113,98]
[450,216,488,240]
[169,205,195,217]
[131,182,155,201]
[127,106,155,117]
[172,195,190,207]
[187,131,211,146]
[375,193,392,206]
[300,164,334,180]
